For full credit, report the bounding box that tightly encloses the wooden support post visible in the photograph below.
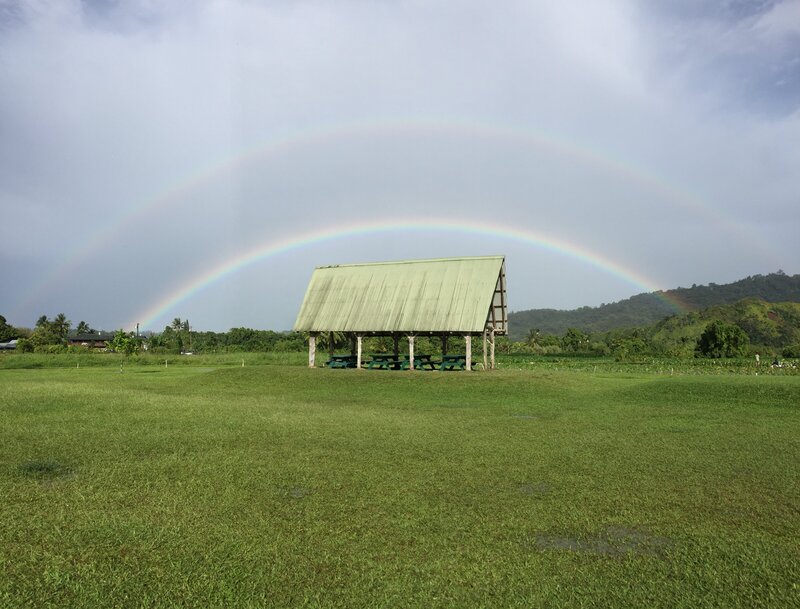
[490,328,496,370]
[441,335,448,356]
[308,333,317,368]
[356,334,363,369]
[483,329,488,371]
[408,335,415,370]
[465,335,472,371]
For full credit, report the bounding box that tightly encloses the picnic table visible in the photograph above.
[366,354,402,370]
[327,353,466,370]
[400,354,438,371]
[440,354,467,371]
[326,354,359,369]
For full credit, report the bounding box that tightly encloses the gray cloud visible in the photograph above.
[639,0,800,115]
[1,0,797,331]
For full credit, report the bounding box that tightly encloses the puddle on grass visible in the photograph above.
[17,459,75,481]
[530,526,670,557]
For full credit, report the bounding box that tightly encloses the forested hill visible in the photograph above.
[509,271,800,340]
[648,299,800,353]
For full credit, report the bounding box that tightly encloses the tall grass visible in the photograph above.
[2,350,795,377]
[0,350,306,369]
[497,353,798,376]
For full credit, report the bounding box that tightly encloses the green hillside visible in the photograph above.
[509,271,800,340]
[648,299,800,356]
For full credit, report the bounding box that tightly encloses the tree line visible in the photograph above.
[4,298,798,361]
[1,314,307,356]
[147,318,307,354]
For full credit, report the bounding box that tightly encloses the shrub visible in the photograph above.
[15,338,33,353]
[36,343,67,354]
[782,344,800,358]
[695,320,750,358]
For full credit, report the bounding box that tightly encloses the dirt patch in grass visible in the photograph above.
[518,482,552,497]
[278,486,313,499]
[531,526,670,557]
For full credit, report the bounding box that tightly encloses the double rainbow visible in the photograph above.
[10,117,761,325]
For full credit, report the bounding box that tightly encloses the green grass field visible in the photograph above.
[1,360,798,608]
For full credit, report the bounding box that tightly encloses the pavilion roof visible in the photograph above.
[293,256,506,335]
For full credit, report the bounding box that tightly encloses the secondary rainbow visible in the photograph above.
[131,219,688,330]
[12,116,773,320]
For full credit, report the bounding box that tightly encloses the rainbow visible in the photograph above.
[11,116,774,320]
[130,218,689,330]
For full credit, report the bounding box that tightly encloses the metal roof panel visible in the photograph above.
[294,256,505,333]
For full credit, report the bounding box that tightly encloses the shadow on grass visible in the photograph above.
[17,459,75,481]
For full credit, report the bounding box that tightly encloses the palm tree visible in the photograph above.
[183,320,191,351]
[76,321,92,335]
[171,318,188,352]
[318,331,346,352]
[52,313,71,339]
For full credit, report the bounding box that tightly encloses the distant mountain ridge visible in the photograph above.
[508,271,800,340]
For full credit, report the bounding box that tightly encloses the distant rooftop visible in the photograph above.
[67,332,116,341]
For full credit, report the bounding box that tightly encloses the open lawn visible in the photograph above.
[1,362,798,608]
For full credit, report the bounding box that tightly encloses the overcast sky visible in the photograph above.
[1,0,798,332]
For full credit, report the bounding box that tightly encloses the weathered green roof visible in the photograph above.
[294,256,506,334]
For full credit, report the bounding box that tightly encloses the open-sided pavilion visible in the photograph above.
[293,256,507,370]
